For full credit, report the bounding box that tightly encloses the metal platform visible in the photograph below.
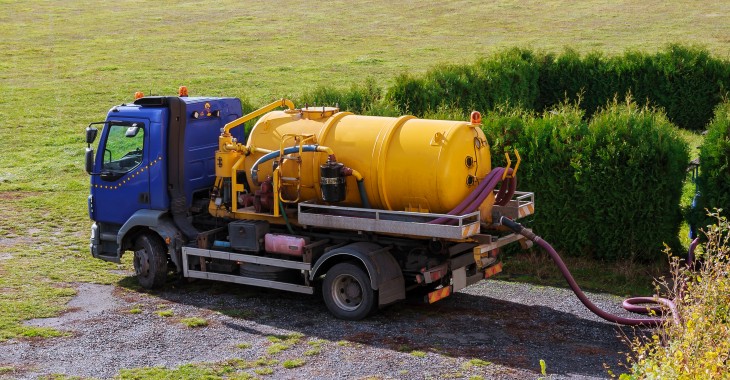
[297,201,481,239]
[491,191,535,220]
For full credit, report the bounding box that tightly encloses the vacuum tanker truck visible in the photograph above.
[85,89,534,320]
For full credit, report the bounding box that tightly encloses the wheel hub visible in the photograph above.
[332,274,363,311]
[134,249,150,276]
[344,282,361,299]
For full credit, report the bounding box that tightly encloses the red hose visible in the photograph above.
[500,216,680,327]
[430,167,514,225]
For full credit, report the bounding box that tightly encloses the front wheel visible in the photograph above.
[132,233,168,289]
[322,262,377,320]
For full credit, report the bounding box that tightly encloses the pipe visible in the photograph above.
[278,199,295,234]
[223,98,295,135]
[339,168,370,209]
[356,179,371,209]
[500,216,679,327]
[250,145,328,185]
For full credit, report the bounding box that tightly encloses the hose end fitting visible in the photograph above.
[500,216,537,241]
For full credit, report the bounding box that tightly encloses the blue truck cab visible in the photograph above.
[85,96,244,283]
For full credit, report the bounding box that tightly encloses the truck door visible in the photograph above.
[91,119,151,226]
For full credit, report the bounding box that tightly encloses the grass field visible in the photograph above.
[0,0,728,352]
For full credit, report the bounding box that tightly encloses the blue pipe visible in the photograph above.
[251,145,320,184]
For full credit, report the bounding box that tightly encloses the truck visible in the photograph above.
[85,89,534,320]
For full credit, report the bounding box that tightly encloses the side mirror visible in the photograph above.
[85,147,95,174]
[125,124,140,137]
[85,127,98,144]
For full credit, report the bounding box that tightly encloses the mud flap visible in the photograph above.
[366,247,406,307]
[311,242,406,307]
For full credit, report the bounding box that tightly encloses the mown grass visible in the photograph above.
[0,0,727,356]
[0,191,120,341]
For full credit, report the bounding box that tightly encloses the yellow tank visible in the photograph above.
[243,106,492,214]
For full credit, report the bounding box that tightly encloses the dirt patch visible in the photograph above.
[0,191,39,201]
[25,283,120,329]
[0,236,34,250]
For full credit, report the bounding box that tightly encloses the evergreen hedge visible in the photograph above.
[694,102,730,229]
[387,45,730,131]
[298,78,388,116]
[482,101,688,261]
[388,49,541,116]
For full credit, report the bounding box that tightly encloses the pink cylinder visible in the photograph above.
[264,233,309,256]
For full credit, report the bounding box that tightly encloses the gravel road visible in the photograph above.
[0,276,644,379]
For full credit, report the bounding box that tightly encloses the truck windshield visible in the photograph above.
[102,123,145,175]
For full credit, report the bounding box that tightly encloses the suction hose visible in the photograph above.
[500,216,680,327]
[430,167,515,225]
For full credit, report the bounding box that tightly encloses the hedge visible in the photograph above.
[694,102,730,230]
[482,101,688,261]
[388,48,541,116]
[386,45,730,131]
[297,77,392,116]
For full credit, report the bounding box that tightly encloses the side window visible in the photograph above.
[101,123,145,178]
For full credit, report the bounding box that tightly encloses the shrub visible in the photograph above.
[622,211,730,379]
[641,45,729,131]
[387,48,540,116]
[298,77,383,115]
[582,101,688,259]
[388,45,730,130]
[483,100,688,260]
[694,102,730,229]
[537,49,616,118]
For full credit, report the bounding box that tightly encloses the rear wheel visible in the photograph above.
[132,233,168,289]
[323,262,377,320]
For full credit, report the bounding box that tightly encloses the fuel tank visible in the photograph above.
[244,107,491,214]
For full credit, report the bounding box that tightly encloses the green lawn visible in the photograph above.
[0,0,727,342]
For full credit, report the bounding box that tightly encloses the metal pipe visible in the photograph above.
[499,216,679,327]
[250,145,323,185]
[223,98,295,135]
[356,179,371,209]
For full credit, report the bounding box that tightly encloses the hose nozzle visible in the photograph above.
[500,216,536,240]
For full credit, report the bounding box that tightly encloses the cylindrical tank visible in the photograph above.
[244,107,491,214]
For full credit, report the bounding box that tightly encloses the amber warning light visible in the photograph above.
[470,111,482,125]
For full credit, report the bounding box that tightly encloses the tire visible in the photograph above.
[132,233,168,289]
[322,262,377,320]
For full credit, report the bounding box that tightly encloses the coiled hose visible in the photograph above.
[500,216,686,327]
[430,167,516,225]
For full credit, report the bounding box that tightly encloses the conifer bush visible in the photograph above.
[387,45,730,130]
[482,101,688,261]
[694,102,730,229]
